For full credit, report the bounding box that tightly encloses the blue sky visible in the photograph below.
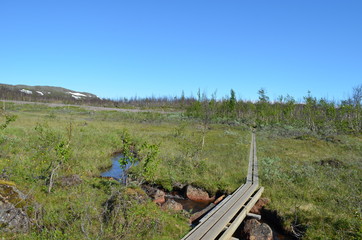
[0,1,361,101]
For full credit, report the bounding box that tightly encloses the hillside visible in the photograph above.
[0,83,193,110]
[0,83,99,103]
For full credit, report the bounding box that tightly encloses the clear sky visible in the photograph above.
[0,1,361,101]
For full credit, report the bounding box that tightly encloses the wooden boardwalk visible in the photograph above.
[182,132,263,240]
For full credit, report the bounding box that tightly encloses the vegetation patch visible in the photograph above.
[0,96,361,239]
[317,158,345,168]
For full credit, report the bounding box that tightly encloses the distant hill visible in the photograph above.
[0,83,100,104]
[0,83,193,110]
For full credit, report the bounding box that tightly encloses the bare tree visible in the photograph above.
[352,84,362,131]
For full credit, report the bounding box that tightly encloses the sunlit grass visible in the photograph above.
[2,102,360,239]
[1,103,250,239]
[257,130,362,239]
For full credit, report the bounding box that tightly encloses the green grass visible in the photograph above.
[257,130,362,239]
[0,102,250,239]
[1,102,361,239]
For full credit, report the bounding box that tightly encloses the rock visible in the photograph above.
[153,189,166,204]
[250,198,270,215]
[0,169,10,180]
[161,199,183,211]
[58,174,82,187]
[0,181,31,233]
[243,219,273,240]
[186,185,215,202]
[324,136,342,143]
[318,158,344,168]
[0,202,30,233]
[142,185,166,204]
[173,182,186,190]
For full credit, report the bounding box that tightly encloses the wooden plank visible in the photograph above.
[200,184,258,239]
[186,185,245,237]
[252,134,258,184]
[190,203,215,223]
[182,183,253,240]
[246,133,254,183]
[201,183,244,223]
[199,195,232,223]
[182,184,250,236]
[182,132,261,240]
[218,187,264,240]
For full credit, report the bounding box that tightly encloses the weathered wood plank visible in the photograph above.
[246,133,254,183]
[182,183,253,239]
[181,132,261,240]
[246,213,261,220]
[200,184,258,239]
[218,187,264,240]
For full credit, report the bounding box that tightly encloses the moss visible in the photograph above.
[126,186,147,196]
[0,184,28,209]
[0,222,9,228]
[0,180,16,186]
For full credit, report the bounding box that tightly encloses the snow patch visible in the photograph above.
[66,91,95,100]
[36,91,44,96]
[20,89,32,94]
[67,92,87,97]
[71,95,82,100]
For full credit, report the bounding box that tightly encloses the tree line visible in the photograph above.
[185,86,362,135]
[1,83,361,134]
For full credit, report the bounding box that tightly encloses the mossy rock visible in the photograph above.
[0,182,28,208]
[0,181,32,233]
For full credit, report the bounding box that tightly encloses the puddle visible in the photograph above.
[100,154,135,183]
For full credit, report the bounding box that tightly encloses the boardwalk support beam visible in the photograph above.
[246,213,262,220]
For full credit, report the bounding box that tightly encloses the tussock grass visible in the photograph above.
[257,130,362,239]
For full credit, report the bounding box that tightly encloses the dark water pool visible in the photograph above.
[166,197,212,214]
[100,154,134,183]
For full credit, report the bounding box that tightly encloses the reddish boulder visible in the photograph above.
[142,185,166,204]
[250,198,270,215]
[243,219,273,240]
[186,185,215,202]
[153,189,166,204]
[162,199,183,211]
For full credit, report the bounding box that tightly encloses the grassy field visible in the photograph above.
[257,129,362,239]
[0,102,361,239]
[0,102,250,239]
